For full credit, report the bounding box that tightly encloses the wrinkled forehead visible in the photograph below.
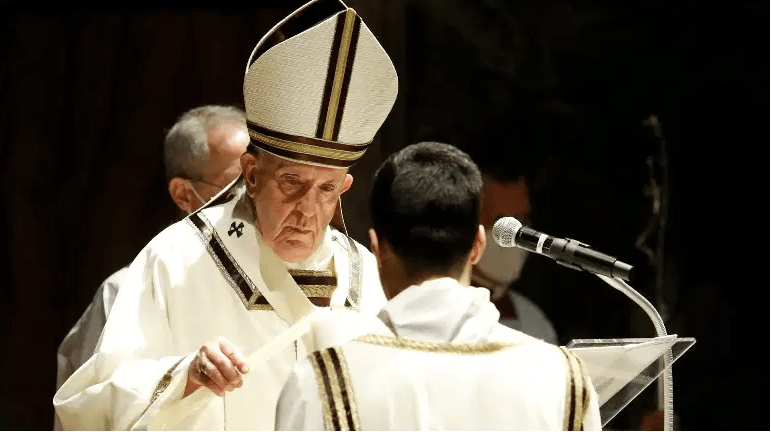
[259,151,348,180]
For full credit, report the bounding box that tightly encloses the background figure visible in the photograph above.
[471,169,558,345]
[54,105,249,418]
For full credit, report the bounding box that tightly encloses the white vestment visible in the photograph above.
[57,267,126,391]
[55,266,126,430]
[500,290,559,345]
[276,277,601,431]
[54,181,385,430]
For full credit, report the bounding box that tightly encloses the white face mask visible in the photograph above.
[474,229,529,299]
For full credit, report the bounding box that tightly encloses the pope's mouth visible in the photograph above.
[285,239,309,248]
[285,226,312,236]
[278,226,314,244]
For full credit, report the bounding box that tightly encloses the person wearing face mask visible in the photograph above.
[53,1,398,430]
[53,105,249,429]
[472,172,558,345]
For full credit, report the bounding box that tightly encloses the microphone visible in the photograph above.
[492,217,634,281]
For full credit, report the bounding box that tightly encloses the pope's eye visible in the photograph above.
[283,176,302,186]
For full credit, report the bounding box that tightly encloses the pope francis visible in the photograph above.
[53,0,398,429]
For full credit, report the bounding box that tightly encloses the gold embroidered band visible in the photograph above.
[354,334,516,354]
[252,268,338,308]
[150,357,186,404]
[576,352,590,430]
[560,346,589,431]
[248,122,369,160]
[187,212,260,307]
[311,347,360,431]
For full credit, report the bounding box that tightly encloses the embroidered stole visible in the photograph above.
[252,268,338,309]
[559,346,591,431]
[310,346,360,431]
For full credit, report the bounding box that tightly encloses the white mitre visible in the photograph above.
[243,0,398,168]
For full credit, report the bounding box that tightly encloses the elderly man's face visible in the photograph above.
[242,151,353,263]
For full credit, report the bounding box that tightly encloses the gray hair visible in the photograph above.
[163,105,247,182]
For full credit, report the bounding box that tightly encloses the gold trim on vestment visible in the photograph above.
[559,346,575,430]
[310,351,336,430]
[253,266,340,310]
[321,349,348,431]
[289,269,337,277]
[186,214,260,308]
[150,357,186,404]
[354,334,517,354]
[335,347,360,431]
[576,353,590,430]
[310,347,360,431]
[300,285,337,297]
[559,346,587,431]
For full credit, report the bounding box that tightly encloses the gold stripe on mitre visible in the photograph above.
[247,120,370,169]
[321,9,358,141]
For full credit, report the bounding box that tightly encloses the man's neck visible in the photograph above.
[389,267,469,299]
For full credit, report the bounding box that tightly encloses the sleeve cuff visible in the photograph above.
[131,353,196,430]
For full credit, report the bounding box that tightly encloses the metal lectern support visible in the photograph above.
[596,274,674,431]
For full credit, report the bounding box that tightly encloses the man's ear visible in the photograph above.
[468,224,487,266]
[241,152,259,196]
[368,228,382,271]
[340,173,353,195]
[168,177,196,214]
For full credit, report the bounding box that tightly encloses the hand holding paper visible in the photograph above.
[184,336,250,397]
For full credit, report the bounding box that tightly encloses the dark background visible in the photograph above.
[0,0,768,430]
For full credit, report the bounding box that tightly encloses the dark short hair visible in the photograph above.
[369,141,483,276]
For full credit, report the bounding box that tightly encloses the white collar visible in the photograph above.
[377,278,501,344]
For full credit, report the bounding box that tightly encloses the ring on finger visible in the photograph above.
[198,357,209,376]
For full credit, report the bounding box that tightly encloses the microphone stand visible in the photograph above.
[630,114,673,429]
[595,274,674,431]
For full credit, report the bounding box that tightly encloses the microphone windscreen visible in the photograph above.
[492,217,522,248]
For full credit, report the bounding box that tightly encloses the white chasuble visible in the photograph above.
[276,277,602,431]
[54,180,385,430]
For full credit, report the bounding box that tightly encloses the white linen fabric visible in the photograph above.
[276,277,601,431]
